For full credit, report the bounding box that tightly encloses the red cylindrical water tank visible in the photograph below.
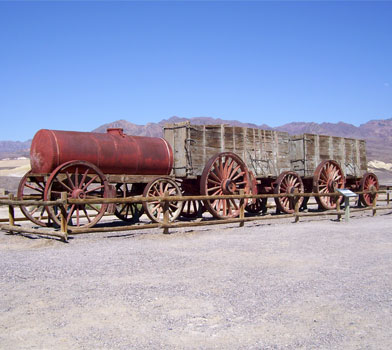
[30,128,173,175]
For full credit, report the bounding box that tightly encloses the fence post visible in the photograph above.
[387,187,390,206]
[372,189,377,216]
[239,189,245,227]
[294,189,300,223]
[336,197,341,222]
[60,192,68,242]
[344,196,350,222]
[8,193,15,233]
[162,191,170,234]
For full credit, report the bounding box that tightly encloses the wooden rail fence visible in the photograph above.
[0,189,391,243]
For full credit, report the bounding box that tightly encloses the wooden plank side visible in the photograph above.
[276,131,291,174]
[189,124,206,176]
[359,140,367,174]
[289,135,306,177]
[163,123,187,177]
[297,133,367,177]
[303,134,319,176]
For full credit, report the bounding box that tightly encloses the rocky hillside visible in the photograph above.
[1,117,392,163]
[0,140,31,160]
[276,118,392,162]
[93,116,392,163]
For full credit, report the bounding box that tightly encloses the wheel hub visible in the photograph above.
[222,179,236,194]
[286,186,295,194]
[72,188,86,199]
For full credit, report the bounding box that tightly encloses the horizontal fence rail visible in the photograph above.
[0,189,391,242]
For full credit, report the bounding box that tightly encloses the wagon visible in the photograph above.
[289,133,377,209]
[17,122,379,229]
[164,122,379,213]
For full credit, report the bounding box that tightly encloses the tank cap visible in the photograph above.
[107,128,124,137]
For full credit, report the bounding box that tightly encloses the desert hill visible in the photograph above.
[1,116,392,163]
[93,116,392,163]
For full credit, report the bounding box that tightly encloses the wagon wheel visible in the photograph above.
[274,171,304,214]
[142,177,183,223]
[359,172,379,207]
[313,160,345,210]
[200,152,250,219]
[245,171,266,214]
[17,171,52,227]
[114,183,144,223]
[44,160,109,228]
[176,179,205,219]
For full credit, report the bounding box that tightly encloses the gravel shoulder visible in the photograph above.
[1,212,392,349]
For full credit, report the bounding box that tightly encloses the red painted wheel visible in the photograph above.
[200,152,250,219]
[274,171,304,214]
[114,183,144,223]
[359,172,379,207]
[142,177,183,223]
[44,161,109,228]
[17,171,51,227]
[245,171,266,214]
[313,160,345,210]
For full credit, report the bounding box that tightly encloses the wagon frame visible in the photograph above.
[17,122,379,229]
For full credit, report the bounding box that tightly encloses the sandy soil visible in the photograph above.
[0,210,391,349]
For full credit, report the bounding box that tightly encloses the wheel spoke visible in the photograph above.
[66,171,76,189]
[231,171,245,181]
[85,185,105,194]
[25,183,44,193]
[57,178,73,192]
[209,170,222,182]
[82,208,92,223]
[208,178,221,185]
[86,204,101,213]
[228,165,241,180]
[78,169,90,189]
[81,174,99,191]
[67,204,76,223]
[229,198,239,210]
[74,167,79,189]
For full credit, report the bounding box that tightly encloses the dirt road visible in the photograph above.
[1,213,391,349]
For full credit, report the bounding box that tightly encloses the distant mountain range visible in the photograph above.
[1,116,392,162]
[93,116,392,163]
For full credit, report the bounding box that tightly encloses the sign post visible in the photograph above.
[337,189,358,222]
[386,189,391,206]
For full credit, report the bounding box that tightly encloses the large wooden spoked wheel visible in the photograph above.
[200,152,250,219]
[142,177,183,223]
[313,160,345,210]
[114,183,144,223]
[245,171,266,214]
[359,172,379,207]
[17,171,51,227]
[44,160,109,228]
[274,171,304,214]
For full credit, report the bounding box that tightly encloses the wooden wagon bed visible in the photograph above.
[164,122,291,178]
[289,133,367,178]
[164,122,368,179]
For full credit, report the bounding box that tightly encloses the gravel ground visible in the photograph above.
[0,212,391,350]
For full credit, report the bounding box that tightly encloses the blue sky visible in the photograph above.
[1,1,391,141]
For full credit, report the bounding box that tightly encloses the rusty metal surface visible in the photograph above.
[30,128,173,176]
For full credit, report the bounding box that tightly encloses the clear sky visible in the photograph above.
[1,1,391,141]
